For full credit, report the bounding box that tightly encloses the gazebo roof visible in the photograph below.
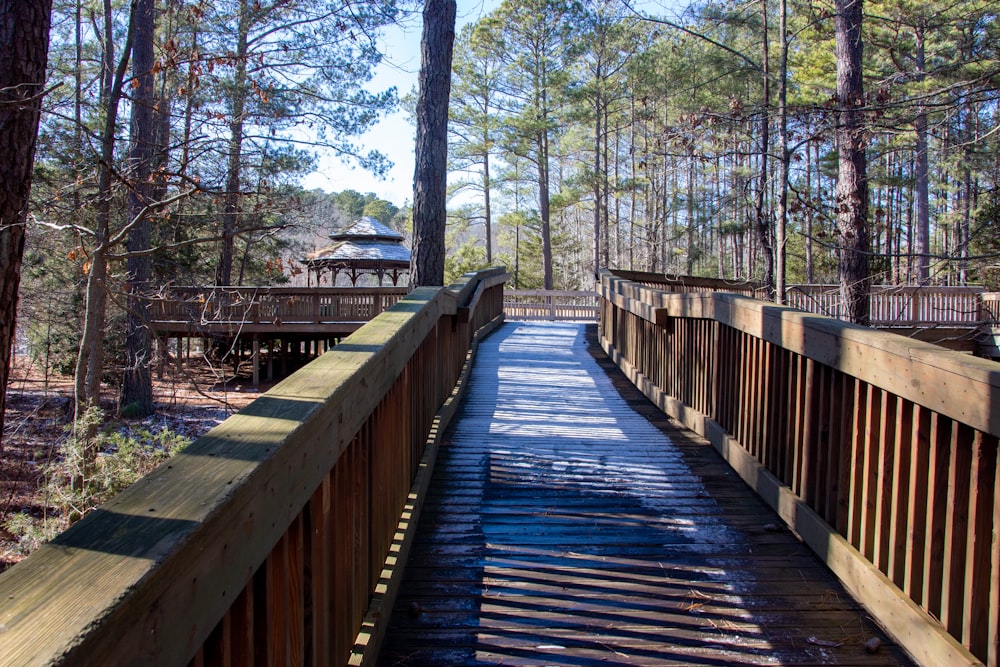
[304,216,410,269]
[330,216,405,243]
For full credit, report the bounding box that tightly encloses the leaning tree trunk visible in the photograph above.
[121,0,155,417]
[0,0,53,451]
[411,0,457,287]
[834,0,870,325]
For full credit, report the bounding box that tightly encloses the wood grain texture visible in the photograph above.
[601,274,1000,438]
[378,322,910,667]
[599,271,990,666]
[0,272,506,666]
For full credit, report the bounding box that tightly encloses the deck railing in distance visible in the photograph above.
[503,289,599,321]
[982,293,1000,325]
[599,269,999,667]
[150,286,409,330]
[0,267,508,666]
[786,284,989,327]
[611,269,998,327]
[609,270,768,298]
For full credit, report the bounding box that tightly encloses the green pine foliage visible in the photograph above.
[441,0,999,290]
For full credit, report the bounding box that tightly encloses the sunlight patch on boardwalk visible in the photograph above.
[378,321,910,666]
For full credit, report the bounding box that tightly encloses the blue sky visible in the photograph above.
[301,0,502,205]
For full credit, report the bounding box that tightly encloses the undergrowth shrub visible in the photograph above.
[3,408,191,559]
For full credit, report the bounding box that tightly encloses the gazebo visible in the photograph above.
[303,216,411,287]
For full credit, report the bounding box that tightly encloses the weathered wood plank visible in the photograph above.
[601,275,1000,438]
[379,322,911,667]
[600,271,987,667]
[0,280,489,666]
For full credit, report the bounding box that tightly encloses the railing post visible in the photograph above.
[599,269,1000,667]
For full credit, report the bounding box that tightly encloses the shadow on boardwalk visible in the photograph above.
[378,321,913,666]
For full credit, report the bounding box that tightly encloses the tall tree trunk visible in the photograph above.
[121,0,155,417]
[805,139,815,283]
[686,150,695,275]
[593,100,602,278]
[754,0,775,296]
[75,0,135,421]
[484,148,493,264]
[959,132,972,285]
[834,0,870,324]
[411,0,457,287]
[775,0,789,303]
[217,0,251,287]
[913,22,930,284]
[74,0,83,213]
[0,0,53,450]
[180,28,199,178]
[605,105,614,270]
[538,97,554,290]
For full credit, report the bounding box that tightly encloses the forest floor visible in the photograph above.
[0,353,275,573]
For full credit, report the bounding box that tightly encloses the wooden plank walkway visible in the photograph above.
[377,321,913,666]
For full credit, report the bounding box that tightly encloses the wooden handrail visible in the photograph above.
[607,269,767,295]
[599,269,998,667]
[0,269,508,666]
[503,290,599,321]
[785,283,987,326]
[595,273,990,327]
[981,293,1000,325]
[149,286,409,326]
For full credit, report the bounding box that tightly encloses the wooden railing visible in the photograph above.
[982,293,1000,325]
[0,267,508,666]
[609,270,767,298]
[611,270,998,327]
[150,286,409,327]
[503,289,599,321]
[599,269,999,667]
[786,284,988,326]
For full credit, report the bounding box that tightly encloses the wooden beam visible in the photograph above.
[606,280,1000,438]
[0,287,456,665]
[600,332,984,667]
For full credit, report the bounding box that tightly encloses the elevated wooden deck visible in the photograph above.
[149,286,408,336]
[378,321,912,666]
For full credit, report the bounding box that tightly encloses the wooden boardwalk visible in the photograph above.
[377,321,912,666]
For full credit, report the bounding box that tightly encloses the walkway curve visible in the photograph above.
[378,321,910,666]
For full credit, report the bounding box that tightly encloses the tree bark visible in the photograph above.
[411,0,456,287]
[775,0,789,304]
[913,22,930,285]
[537,93,553,290]
[121,0,155,416]
[75,0,135,419]
[0,0,53,450]
[216,0,251,287]
[593,105,602,279]
[754,0,775,297]
[484,149,493,264]
[834,0,870,324]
